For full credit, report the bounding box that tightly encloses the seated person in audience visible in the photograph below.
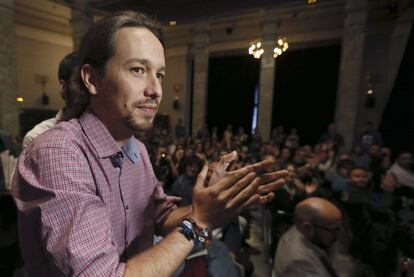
[292,148,307,165]
[330,159,354,193]
[267,162,298,258]
[380,147,393,172]
[273,197,342,277]
[354,121,383,155]
[387,151,414,189]
[12,11,288,276]
[293,163,333,201]
[235,126,248,146]
[223,124,234,150]
[318,123,345,151]
[274,126,286,146]
[196,123,210,142]
[285,128,300,149]
[342,166,398,276]
[316,148,335,178]
[357,144,383,186]
[171,156,203,206]
[324,153,354,182]
[152,145,178,190]
[385,151,414,213]
[195,142,208,164]
[342,166,393,211]
[278,147,292,169]
[22,52,80,148]
[174,118,186,139]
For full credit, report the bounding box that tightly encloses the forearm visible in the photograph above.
[124,228,193,277]
[161,205,192,234]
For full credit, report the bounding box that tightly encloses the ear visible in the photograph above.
[81,64,99,95]
[300,221,315,237]
[58,79,66,100]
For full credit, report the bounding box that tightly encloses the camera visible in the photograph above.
[159,152,169,166]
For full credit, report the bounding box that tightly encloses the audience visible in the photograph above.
[138,121,413,276]
[3,106,413,277]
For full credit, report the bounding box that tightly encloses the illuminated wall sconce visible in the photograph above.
[173,82,182,111]
[16,97,24,103]
[365,73,376,109]
[42,92,50,105]
[34,73,50,106]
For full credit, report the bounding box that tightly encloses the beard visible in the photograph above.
[123,114,154,132]
[122,99,159,132]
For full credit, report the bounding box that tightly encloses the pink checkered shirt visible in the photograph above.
[12,109,175,276]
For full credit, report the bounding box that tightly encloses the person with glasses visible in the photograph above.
[273,197,342,277]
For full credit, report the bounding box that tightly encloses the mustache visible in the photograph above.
[132,99,159,108]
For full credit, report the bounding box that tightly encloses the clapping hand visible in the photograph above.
[191,151,288,229]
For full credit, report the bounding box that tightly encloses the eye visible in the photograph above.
[130,67,145,74]
[156,72,165,80]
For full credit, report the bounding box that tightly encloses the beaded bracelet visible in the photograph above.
[179,218,209,247]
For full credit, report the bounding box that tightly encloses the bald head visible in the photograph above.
[294,197,342,249]
[295,197,342,225]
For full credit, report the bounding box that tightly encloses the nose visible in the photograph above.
[144,74,162,99]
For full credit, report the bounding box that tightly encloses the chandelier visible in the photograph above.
[248,37,289,59]
[248,42,264,59]
[273,37,289,58]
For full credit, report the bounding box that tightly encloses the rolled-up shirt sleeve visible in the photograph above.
[13,144,125,276]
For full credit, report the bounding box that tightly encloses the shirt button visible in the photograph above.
[125,205,129,210]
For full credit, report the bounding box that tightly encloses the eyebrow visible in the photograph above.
[126,58,166,72]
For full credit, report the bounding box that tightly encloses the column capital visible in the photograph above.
[193,22,210,49]
[193,22,210,33]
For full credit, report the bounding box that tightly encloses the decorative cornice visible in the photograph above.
[15,0,71,35]
[15,24,73,48]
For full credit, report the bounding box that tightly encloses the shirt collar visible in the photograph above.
[79,108,121,159]
[122,136,141,163]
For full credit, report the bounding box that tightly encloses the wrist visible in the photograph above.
[179,218,209,248]
[189,214,208,230]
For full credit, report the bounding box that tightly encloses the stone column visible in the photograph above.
[257,14,277,141]
[0,0,19,136]
[335,0,368,150]
[70,0,93,50]
[191,23,209,136]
